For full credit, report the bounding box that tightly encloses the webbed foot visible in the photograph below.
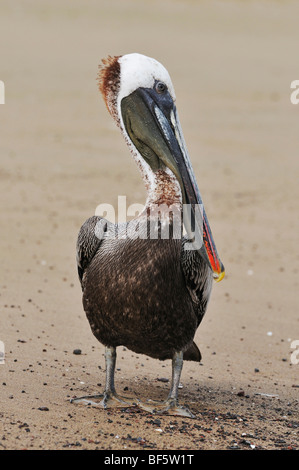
[137,397,195,418]
[70,391,136,408]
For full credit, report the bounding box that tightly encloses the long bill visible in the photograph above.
[121,88,225,282]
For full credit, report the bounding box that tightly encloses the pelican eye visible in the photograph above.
[155,81,167,94]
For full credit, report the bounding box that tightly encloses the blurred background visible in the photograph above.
[0,0,298,416]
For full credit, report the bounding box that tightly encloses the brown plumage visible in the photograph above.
[78,215,211,363]
[98,55,121,116]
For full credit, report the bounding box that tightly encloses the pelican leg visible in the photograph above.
[137,351,195,418]
[70,346,136,408]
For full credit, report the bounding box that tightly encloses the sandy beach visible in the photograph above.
[0,0,298,450]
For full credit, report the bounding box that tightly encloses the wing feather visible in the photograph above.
[76,216,107,285]
[181,237,213,326]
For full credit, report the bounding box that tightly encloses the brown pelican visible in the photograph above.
[71,53,225,417]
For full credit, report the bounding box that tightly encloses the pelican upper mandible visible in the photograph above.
[71,53,225,417]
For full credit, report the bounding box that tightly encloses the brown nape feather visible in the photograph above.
[97,55,121,115]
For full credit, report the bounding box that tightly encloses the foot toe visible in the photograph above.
[70,394,104,406]
[70,392,136,409]
[137,398,195,418]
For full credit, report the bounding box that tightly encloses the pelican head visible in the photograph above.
[98,53,224,281]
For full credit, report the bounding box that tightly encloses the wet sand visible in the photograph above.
[0,0,298,450]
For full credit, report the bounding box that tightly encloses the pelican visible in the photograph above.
[71,53,225,417]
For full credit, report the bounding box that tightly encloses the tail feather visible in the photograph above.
[183,342,201,362]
